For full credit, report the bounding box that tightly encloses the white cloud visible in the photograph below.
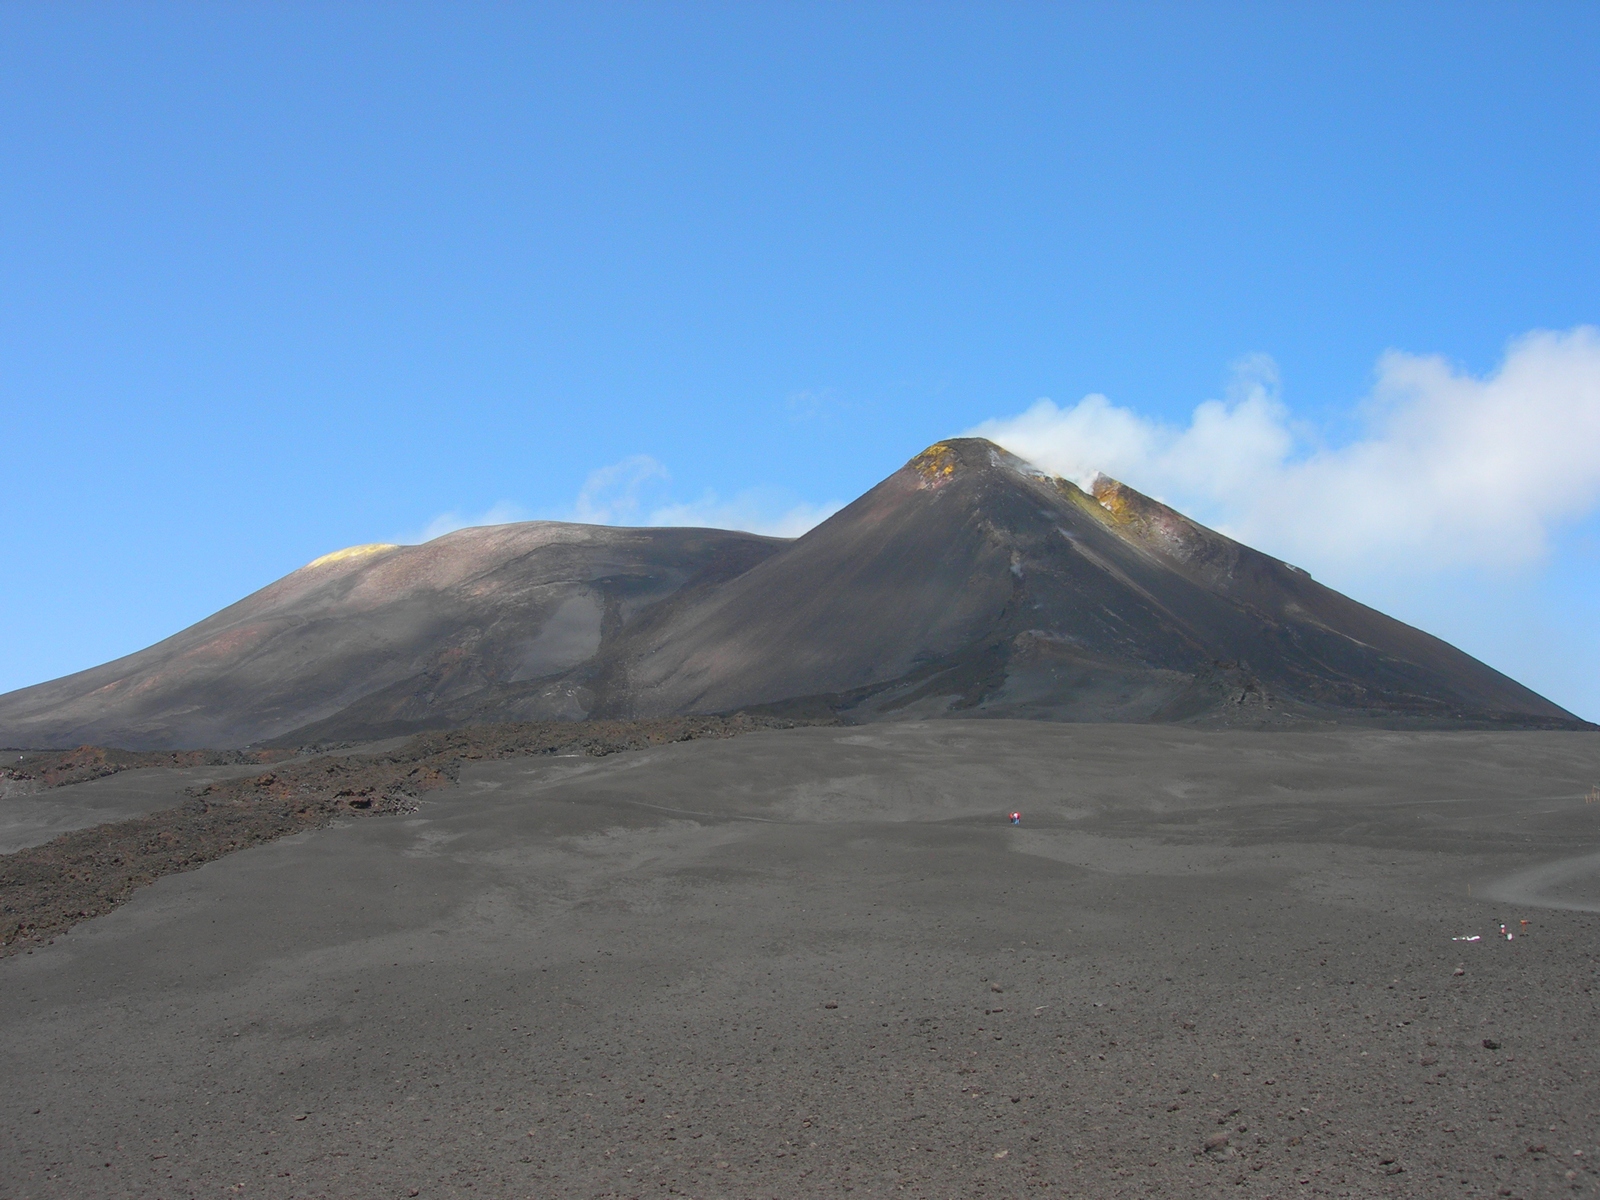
[572,454,839,537]
[408,454,840,543]
[785,387,842,422]
[405,500,532,544]
[969,326,1600,577]
[572,455,671,524]
[649,492,842,538]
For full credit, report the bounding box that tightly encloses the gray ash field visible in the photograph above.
[4,721,1600,1199]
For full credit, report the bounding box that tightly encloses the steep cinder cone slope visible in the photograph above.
[0,524,781,749]
[608,439,1577,727]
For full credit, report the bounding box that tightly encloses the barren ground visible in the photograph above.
[3,720,1600,1200]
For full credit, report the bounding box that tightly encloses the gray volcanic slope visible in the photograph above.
[613,439,1575,728]
[0,525,781,749]
[0,438,1580,749]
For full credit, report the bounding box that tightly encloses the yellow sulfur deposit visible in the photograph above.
[304,543,401,570]
[911,442,958,483]
[1091,477,1137,523]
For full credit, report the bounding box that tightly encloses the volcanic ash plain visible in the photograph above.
[3,719,1600,1199]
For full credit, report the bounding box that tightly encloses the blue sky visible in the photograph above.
[3,4,1599,717]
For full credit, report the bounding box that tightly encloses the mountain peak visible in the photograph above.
[1087,474,1230,564]
[906,437,1043,488]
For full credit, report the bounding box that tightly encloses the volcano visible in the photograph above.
[0,439,1581,748]
[0,524,782,749]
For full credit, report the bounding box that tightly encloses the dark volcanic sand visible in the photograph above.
[3,721,1600,1199]
[0,760,288,855]
[0,718,814,953]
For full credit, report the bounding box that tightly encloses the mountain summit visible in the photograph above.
[0,439,1580,748]
[610,438,1573,726]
